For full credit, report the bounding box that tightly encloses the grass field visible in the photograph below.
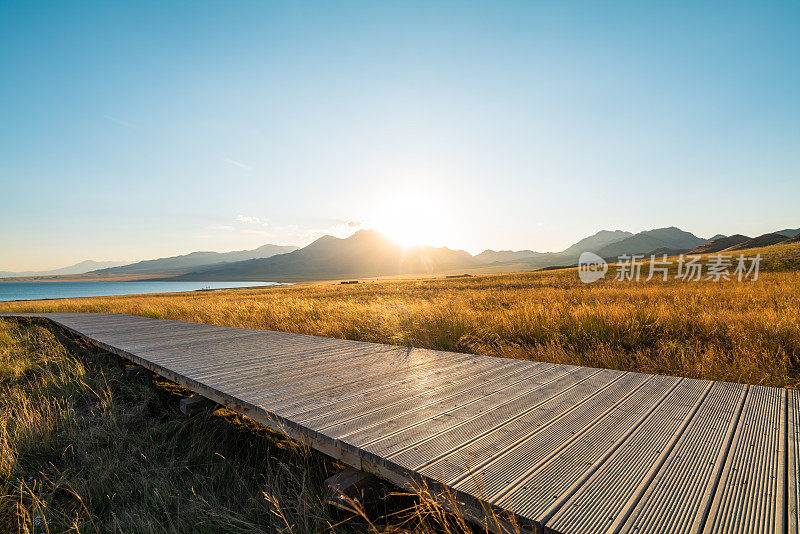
[1,242,798,532]
[2,243,799,389]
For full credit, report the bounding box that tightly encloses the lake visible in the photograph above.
[0,281,287,302]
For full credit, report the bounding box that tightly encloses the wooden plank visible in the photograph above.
[544,378,712,534]
[109,329,271,352]
[486,376,683,524]
[276,351,487,417]
[350,364,581,461]
[702,386,786,534]
[258,349,482,417]
[182,342,393,389]
[450,374,668,499]
[419,372,652,488]
[54,315,193,336]
[150,340,401,396]
[317,364,549,449]
[619,382,747,534]
[377,368,617,472]
[300,358,524,431]
[790,390,799,534]
[215,345,436,402]
[140,334,361,377]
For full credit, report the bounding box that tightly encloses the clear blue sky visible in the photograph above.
[1,1,798,270]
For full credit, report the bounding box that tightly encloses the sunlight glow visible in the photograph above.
[370,194,452,248]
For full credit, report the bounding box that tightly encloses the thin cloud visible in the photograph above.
[236,214,261,224]
[242,228,270,237]
[308,221,365,240]
[224,158,252,170]
[103,115,136,129]
[208,224,235,231]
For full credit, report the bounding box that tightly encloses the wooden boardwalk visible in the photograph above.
[3,312,797,534]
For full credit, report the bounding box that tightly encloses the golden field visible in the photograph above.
[2,242,799,389]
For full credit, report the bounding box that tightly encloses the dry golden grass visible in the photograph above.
[2,252,798,388]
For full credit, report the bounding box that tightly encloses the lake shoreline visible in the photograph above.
[0,281,289,302]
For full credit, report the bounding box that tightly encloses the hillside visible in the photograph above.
[176,230,477,281]
[558,230,633,257]
[479,230,636,269]
[474,249,539,263]
[716,241,800,271]
[776,228,800,238]
[93,244,298,276]
[646,247,690,256]
[724,232,789,252]
[0,259,128,278]
[594,227,706,258]
[689,234,751,254]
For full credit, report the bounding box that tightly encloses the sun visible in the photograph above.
[375,216,433,247]
[370,195,452,248]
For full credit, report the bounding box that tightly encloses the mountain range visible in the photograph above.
[173,225,799,282]
[589,227,706,259]
[687,230,800,255]
[175,230,476,281]
[0,260,129,278]
[91,244,298,276]
[3,226,798,282]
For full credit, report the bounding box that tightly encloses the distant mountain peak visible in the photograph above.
[588,227,706,259]
[776,228,800,238]
[474,249,541,264]
[724,232,791,252]
[0,259,129,279]
[560,229,634,256]
[175,229,476,281]
[688,234,750,254]
[91,243,298,276]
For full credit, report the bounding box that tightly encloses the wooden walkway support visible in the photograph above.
[2,312,796,534]
[179,395,216,415]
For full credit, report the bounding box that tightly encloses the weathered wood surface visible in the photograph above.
[2,312,796,534]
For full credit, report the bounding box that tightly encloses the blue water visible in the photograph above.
[0,281,287,302]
